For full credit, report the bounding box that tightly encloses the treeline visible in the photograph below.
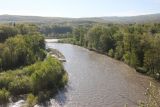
[39,25,72,38]
[60,23,160,79]
[0,24,68,105]
[0,24,39,42]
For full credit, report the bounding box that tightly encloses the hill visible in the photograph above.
[0,13,160,24]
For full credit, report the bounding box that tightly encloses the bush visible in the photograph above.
[31,56,65,93]
[58,72,68,88]
[0,74,13,89]
[26,94,38,107]
[0,34,46,71]
[0,89,10,104]
[0,25,18,42]
[37,91,52,103]
[9,76,31,95]
[108,49,114,57]
[0,56,68,104]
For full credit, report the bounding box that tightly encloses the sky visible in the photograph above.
[0,0,160,18]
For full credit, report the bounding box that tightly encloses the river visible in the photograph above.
[10,42,159,107]
[45,43,158,107]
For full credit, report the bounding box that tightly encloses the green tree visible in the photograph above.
[0,26,18,42]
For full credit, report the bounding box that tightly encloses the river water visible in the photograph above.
[45,43,158,107]
[10,42,159,107]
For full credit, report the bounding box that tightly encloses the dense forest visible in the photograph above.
[39,25,72,38]
[0,24,68,106]
[59,23,160,80]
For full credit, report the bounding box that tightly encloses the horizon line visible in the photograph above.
[0,13,160,19]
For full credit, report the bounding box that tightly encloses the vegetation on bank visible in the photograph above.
[0,34,46,71]
[0,56,68,105]
[59,23,160,80]
[0,24,68,105]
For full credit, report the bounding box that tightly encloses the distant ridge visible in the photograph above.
[0,13,160,24]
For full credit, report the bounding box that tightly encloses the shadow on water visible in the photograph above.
[40,84,72,107]
[53,83,75,107]
[54,86,68,106]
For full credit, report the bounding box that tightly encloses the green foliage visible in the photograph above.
[0,57,68,104]
[108,49,114,57]
[0,34,46,71]
[0,24,39,43]
[61,23,160,79]
[87,25,103,50]
[16,24,39,35]
[0,24,68,105]
[36,91,53,103]
[0,73,13,89]
[31,56,65,93]
[8,76,31,95]
[123,51,131,64]
[0,25,18,42]
[40,25,72,38]
[58,38,75,44]
[26,94,38,107]
[0,89,10,104]
[60,72,68,87]
[143,34,160,77]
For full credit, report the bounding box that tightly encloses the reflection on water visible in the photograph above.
[11,43,159,107]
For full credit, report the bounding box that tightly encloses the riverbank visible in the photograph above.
[47,48,66,62]
[0,38,68,106]
[58,38,159,81]
[0,56,68,106]
[45,39,66,62]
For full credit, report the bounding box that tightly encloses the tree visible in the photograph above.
[144,34,160,76]
[0,26,18,42]
[99,28,115,52]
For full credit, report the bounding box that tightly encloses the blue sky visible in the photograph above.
[0,0,160,18]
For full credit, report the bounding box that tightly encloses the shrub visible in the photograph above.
[26,94,38,107]
[37,91,52,103]
[0,34,46,71]
[58,72,68,88]
[0,89,10,104]
[0,56,67,104]
[0,73,13,89]
[108,49,114,57]
[31,56,65,93]
[8,76,31,95]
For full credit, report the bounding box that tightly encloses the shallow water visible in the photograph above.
[10,43,159,107]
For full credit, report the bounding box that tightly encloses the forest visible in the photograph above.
[39,25,72,38]
[0,24,68,106]
[59,23,160,80]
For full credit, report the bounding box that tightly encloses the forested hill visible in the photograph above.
[0,13,160,24]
